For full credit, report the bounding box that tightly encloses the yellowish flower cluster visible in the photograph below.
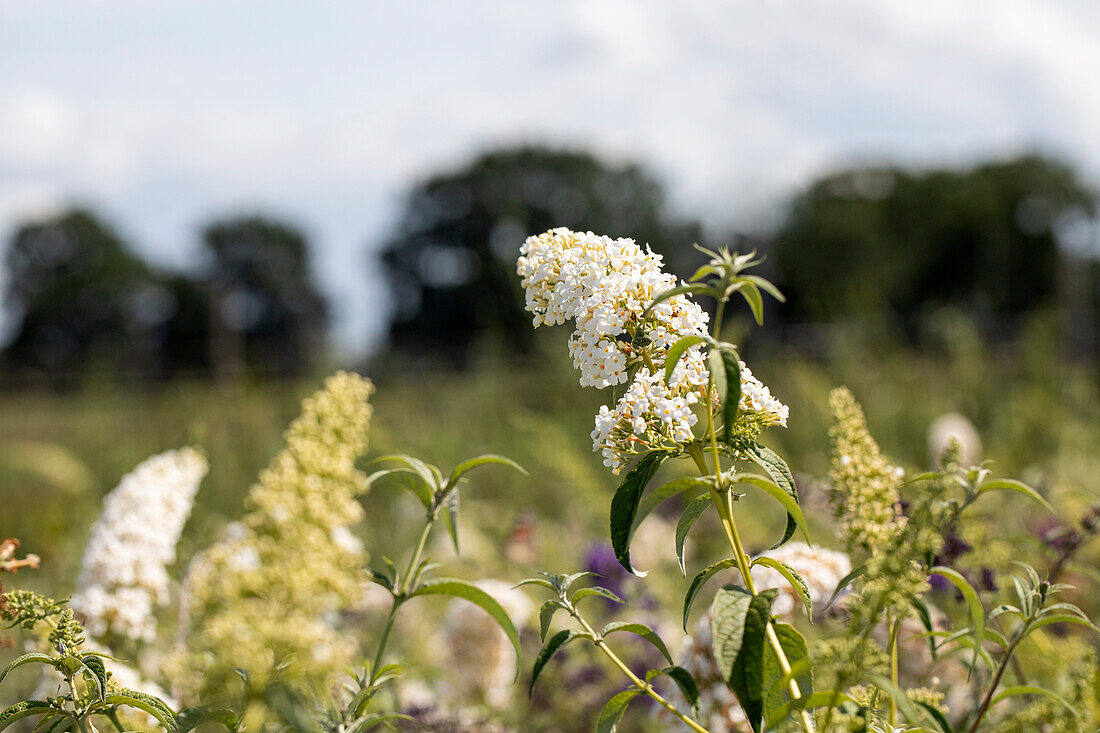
[828,387,906,557]
[181,372,375,697]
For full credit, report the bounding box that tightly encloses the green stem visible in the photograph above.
[689,399,815,732]
[888,612,901,727]
[967,630,1024,733]
[371,516,436,675]
[713,298,726,340]
[573,614,710,733]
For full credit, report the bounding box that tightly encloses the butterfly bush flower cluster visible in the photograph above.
[181,372,374,696]
[828,387,906,556]
[517,228,787,471]
[70,448,207,642]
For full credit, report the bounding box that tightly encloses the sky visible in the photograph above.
[1,0,1099,353]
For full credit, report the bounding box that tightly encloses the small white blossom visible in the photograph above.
[71,448,207,642]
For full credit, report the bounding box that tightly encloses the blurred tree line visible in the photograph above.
[1,147,1096,384]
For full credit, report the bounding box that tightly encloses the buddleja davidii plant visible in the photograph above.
[515,233,812,731]
[350,453,527,727]
[607,245,820,732]
[816,396,1096,732]
[0,554,235,733]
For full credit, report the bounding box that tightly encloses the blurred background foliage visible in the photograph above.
[1,145,1097,725]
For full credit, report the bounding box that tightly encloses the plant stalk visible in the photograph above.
[688,423,814,732]
[371,516,436,674]
[967,631,1023,733]
[573,614,710,733]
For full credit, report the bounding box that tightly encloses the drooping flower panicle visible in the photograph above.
[518,228,788,471]
[70,448,208,642]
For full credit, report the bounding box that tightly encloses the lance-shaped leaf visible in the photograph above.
[824,565,864,611]
[106,690,179,733]
[610,451,673,576]
[641,284,722,320]
[441,488,461,553]
[600,622,674,665]
[0,701,57,732]
[176,707,240,732]
[735,474,809,547]
[364,468,431,509]
[365,454,439,493]
[538,600,567,642]
[716,343,742,444]
[630,476,713,547]
[572,586,624,606]
[750,556,813,621]
[991,686,1077,715]
[976,479,1055,514]
[0,652,55,686]
[765,691,856,728]
[647,666,701,717]
[676,494,712,576]
[446,454,526,489]
[683,559,740,631]
[663,335,710,384]
[712,587,777,732]
[530,629,589,696]
[77,654,108,704]
[741,443,801,549]
[930,566,984,673]
[762,623,812,725]
[409,579,521,671]
[596,688,643,733]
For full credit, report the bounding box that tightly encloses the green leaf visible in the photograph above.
[911,595,938,659]
[176,707,240,732]
[0,652,55,686]
[741,274,785,303]
[865,675,926,727]
[0,702,55,732]
[409,579,521,672]
[106,690,179,733]
[735,473,810,547]
[630,476,713,550]
[446,454,527,489]
[648,666,701,717]
[676,494,712,576]
[825,565,864,611]
[365,468,433,509]
[512,577,557,592]
[572,586,624,606]
[917,701,955,733]
[717,344,742,444]
[738,280,765,325]
[707,347,728,403]
[663,335,710,384]
[762,623,812,726]
[641,284,722,319]
[530,629,588,696]
[596,688,643,733]
[930,566,984,673]
[441,487,460,553]
[78,654,108,704]
[682,558,740,631]
[600,622,674,665]
[976,479,1055,514]
[741,443,802,549]
[610,450,672,576]
[346,712,417,732]
[539,600,565,642]
[689,263,721,282]
[750,556,813,620]
[712,586,777,732]
[991,686,1077,715]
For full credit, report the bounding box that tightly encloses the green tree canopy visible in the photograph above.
[202,216,328,377]
[772,155,1096,331]
[2,209,198,382]
[379,146,705,366]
